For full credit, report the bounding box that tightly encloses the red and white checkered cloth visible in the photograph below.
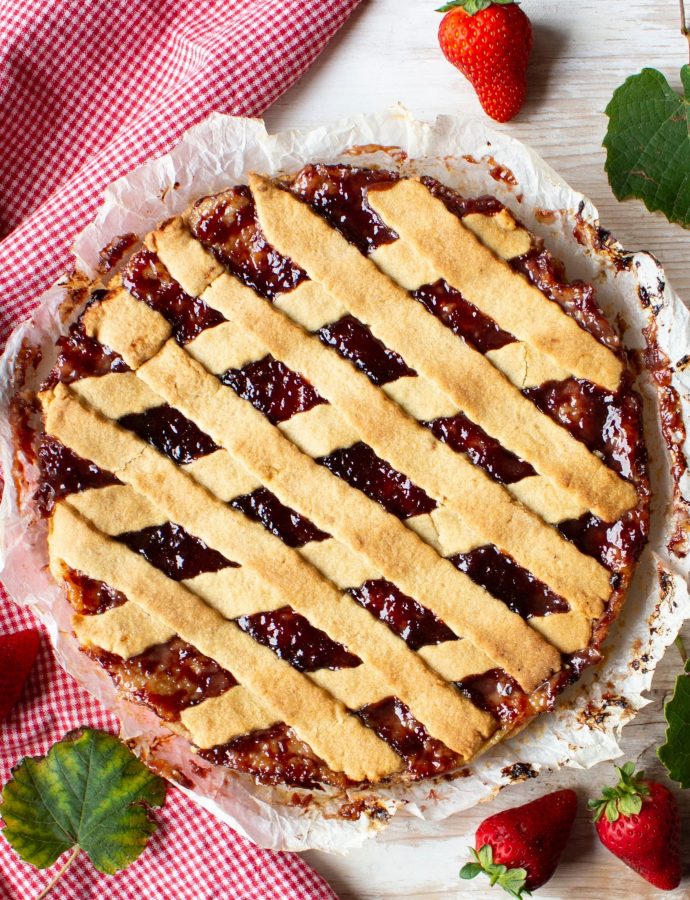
[0,0,365,896]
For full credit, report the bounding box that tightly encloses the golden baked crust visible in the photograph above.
[28,164,649,794]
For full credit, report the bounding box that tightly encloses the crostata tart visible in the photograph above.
[15,165,649,793]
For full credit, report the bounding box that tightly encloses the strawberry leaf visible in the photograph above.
[604,66,690,228]
[436,0,517,14]
[459,845,530,897]
[588,763,650,823]
[659,659,690,788]
[0,728,166,874]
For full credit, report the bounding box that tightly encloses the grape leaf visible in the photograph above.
[0,728,166,874]
[604,66,690,228]
[658,659,690,788]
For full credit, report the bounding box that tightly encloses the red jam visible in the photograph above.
[119,404,219,464]
[237,606,361,672]
[63,568,127,615]
[288,163,400,253]
[123,249,225,344]
[189,185,307,299]
[118,521,237,581]
[428,413,536,484]
[221,355,326,424]
[413,280,515,354]
[451,546,570,618]
[357,696,462,777]
[457,669,530,724]
[349,579,456,650]
[230,487,330,548]
[319,442,437,520]
[88,637,237,720]
[318,314,415,386]
[37,435,120,513]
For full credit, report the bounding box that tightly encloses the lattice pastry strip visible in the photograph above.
[50,502,402,781]
[249,175,636,522]
[73,294,565,686]
[151,212,590,524]
[43,386,512,765]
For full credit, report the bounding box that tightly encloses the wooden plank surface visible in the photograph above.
[265,1,690,897]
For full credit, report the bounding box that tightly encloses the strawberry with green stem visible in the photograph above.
[589,762,682,891]
[460,788,577,896]
[436,0,533,123]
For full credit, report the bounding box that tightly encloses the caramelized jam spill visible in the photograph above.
[237,606,361,672]
[123,249,225,343]
[451,545,569,618]
[221,355,326,424]
[319,442,437,520]
[118,404,219,464]
[231,487,330,548]
[88,637,237,720]
[349,579,456,650]
[118,521,237,581]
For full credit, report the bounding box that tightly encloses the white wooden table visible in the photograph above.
[264,1,690,897]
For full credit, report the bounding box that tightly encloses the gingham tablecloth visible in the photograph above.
[0,1,365,896]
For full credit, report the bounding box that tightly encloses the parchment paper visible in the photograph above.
[1,108,689,852]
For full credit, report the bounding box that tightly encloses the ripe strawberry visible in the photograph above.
[437,0,533,123]
[589,762,682,891]
[0,628,40,721]
[460,788,577,896]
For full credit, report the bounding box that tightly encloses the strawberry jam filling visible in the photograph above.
[118,521,237,581]
[189,185,307,299]
[349,579,456,650]
[319,442,437,520]
[199,723,348,791]
[123,249,225,343]
[428,413,535,484]
[318,315,415,386]
[451,546,569,618]
[230,487,330,548]
[34,165,651,794]
[63,568,128,615]
[236,606,361,672]
[356,697,462,778]
[118,404,219,464]
[221,355,326,424]
[413,280,515,354]
[36,435,120,513]
[287,163,400,253]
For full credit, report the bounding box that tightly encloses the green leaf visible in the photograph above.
[460,862,483,879]
[436,0,516,14]
[659,659,690,787]
[604,66,690,228]
[0,729,166,874]
[460,844,529,897]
